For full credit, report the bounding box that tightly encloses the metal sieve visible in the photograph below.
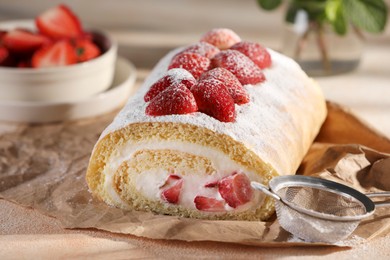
[251,175,390,243]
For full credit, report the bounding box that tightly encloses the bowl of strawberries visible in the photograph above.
[0,4,117,102]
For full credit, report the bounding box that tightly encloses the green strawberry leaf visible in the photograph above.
[257,0,282,10]
[343,0,388,33]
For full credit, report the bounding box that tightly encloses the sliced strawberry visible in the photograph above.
[73,38,101,62]
[35,4,83,40]
[199,67,249,105]
[80,31,94,41]
[31,40,77,68]
[230,41,271,69]
[161,179,183,204]
[200,28,241,50]
[144,68,196,102]
[0,47,8,63]
[2,29,50,54]
[159,174,182,189]
[177,42,220,59]
[191,78,235,122]
[204,180,219,188]
[0,46,16,67]
[168,52,210,79]
[194,196,225,212]
[211,50,265,85]
[218,173,253,208]
[17,60,31,68]
[146,83,198,116]
[0,29,7,41]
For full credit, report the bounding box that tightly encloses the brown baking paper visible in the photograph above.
[1,102,389,247]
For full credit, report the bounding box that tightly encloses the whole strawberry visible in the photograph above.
[191,78,235,122]
[146,83,198,116]
[177,42,220,59]
[230,41,271,69]
[168,52,210,79]
[211,50,265,85]
[144,68,196,102]
[199,67,249,105]
[200,28,241,50]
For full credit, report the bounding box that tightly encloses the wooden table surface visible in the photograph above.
[0,1,389,259]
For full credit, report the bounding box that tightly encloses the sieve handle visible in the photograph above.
[251,181,281,201]
[366,192,390,207]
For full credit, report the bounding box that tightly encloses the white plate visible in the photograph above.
[0,57,137,123]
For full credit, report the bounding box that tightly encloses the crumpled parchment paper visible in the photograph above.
[0,102,389,247]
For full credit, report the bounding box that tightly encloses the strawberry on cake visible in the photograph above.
[86,28,327,221]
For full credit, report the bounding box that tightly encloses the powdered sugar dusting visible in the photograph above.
[192,78,235,122]
[231,41,272,69]
[200,67,248,105]
[168,52,210,79]
[179,42,220,59]
[101,47,326,176]
[200,28,242,50]
[146,83,197,116]
[165,68,195,84]
[212,50,265,85]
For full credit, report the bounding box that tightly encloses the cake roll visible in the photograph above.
[86,28,327,221]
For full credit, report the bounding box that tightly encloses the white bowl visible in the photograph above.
[0,57,137,123]
[0,20,117,102]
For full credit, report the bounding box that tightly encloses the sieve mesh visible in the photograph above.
[274,185,367,243]
[276,186,367,217]
[275,200,360,243]
[250,177,384,243]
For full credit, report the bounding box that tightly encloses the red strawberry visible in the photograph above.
[0,30,6,40]
[146,83,198,116]
[73,38,101,62]
[2,29,50,54]
[190,78,235,122]
[194,196,225,212]
[31,40,77,68]
[35,4,83,40]
[199,67,249,105]
[168,52,210,79]
[218,173,253,208]
[211,50,265,85]
[178,42,220,59]
[0,46,16,67]
[204,180,219,188]
[230,41,271,69]
[159,174,182,189]
[161,178,183,204]
[200,28,241,50]
[144,68,196,102]
[17,60,32,68]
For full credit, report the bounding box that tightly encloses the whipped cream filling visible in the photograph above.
[102,140,266,212]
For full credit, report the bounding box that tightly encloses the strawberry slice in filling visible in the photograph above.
[217,173,253,208]
[118,143,263,214]
[160,175,183,204]
[158,172,255,213]
[194,196,225,212]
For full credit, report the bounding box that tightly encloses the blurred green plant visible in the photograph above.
[257,0,388,35]
[257,0,388,73]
